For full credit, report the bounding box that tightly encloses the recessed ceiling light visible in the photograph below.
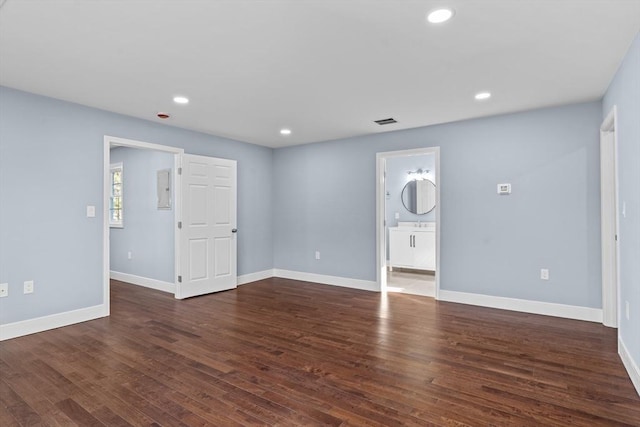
[280,128,292,135]
[475,91,492,101]
[427,8,454,24]
[173,96,189,104]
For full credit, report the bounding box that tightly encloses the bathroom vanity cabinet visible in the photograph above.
[389,223,436,271]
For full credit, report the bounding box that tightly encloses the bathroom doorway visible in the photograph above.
[376,147,440,298]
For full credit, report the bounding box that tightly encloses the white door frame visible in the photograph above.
[376,147,441,297]
[600,107,620,328]
[103,136,184,314]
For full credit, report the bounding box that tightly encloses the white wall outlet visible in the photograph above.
[540,269,549,280]
[127,251,132,260]
[24,280,34,294]
[497,183,511,195]
[626,300,630,320]
[394,212,400,219]
[315,251,320,260]
[0,283,8,298]
[86,205,96,217]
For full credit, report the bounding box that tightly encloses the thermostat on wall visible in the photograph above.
[497,183,511,195]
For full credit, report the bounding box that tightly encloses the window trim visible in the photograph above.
[110,162,124,228]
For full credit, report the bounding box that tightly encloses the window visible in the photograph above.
[110,163,123,227]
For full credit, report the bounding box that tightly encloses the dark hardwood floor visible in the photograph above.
[1,278,639,426]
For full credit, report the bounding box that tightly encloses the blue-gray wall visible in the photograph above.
[0,86,273,324]
[603,33,640,377]
[273,101,603,308]
[109,147,175,283]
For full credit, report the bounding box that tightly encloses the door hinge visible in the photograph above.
[615,234,618,241]
[178,167,182,175]
[178,275,182,283]
[178,221,182,229]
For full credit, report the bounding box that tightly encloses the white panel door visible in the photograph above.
[416,180,429,214]
[177,154,237,299]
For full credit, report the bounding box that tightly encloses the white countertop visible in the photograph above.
[390,221,436,231]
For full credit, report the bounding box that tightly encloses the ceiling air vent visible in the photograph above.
[374,118,397,125]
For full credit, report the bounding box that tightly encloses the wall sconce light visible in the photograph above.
[407,168,430,181]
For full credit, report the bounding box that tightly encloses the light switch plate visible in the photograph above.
[86,205,96,217]
[626,301,630,320]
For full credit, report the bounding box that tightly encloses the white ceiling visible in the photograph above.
[1,1,638,148]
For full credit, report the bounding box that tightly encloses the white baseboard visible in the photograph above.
[238,269,275,286]
[111,268,375,292]
[273,269,379,292]
[110,271,175,294]
[0,304,107,341]
[619,337,640,396]
[438,290,603,323]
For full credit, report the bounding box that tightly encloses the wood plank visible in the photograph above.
[0,379,42,426]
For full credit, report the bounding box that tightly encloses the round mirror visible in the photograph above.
[401,179,436,214]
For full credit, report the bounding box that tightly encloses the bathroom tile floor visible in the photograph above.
[386,269,435,297]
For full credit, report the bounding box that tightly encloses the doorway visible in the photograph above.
[102,136,183,313]
[376,147,440,297]
[600,107,619,328]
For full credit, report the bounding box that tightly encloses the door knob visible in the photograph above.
[232,228,238,233]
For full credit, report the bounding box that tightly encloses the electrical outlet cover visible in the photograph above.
[24,280,34,294]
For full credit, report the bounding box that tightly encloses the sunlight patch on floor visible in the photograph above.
[386,269,435,297]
